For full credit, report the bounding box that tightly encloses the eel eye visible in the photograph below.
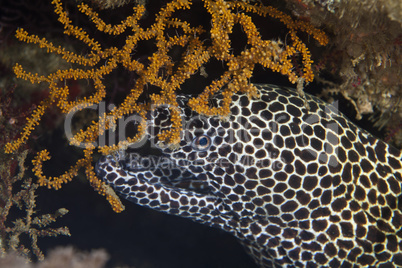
[192,135,211,151]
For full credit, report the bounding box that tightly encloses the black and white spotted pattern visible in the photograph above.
[96,84,402,267]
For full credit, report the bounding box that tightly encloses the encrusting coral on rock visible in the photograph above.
[286,0,402,146]
[0,246,109,268]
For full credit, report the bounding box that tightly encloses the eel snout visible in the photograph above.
[96,151,211,194]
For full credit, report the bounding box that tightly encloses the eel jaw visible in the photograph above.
[95,151,213,197]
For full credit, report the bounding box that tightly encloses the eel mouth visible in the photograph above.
[96,150,212,195]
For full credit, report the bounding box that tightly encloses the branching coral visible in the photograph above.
[0,85,70,260]
[5,0,327,212]
[0,150,70,260]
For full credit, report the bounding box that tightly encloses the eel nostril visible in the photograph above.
[94,160,106,178]
[118,160,127,169]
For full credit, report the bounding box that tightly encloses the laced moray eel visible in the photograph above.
[96,84,402,267]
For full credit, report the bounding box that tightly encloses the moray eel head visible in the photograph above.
[96,84,402,267]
